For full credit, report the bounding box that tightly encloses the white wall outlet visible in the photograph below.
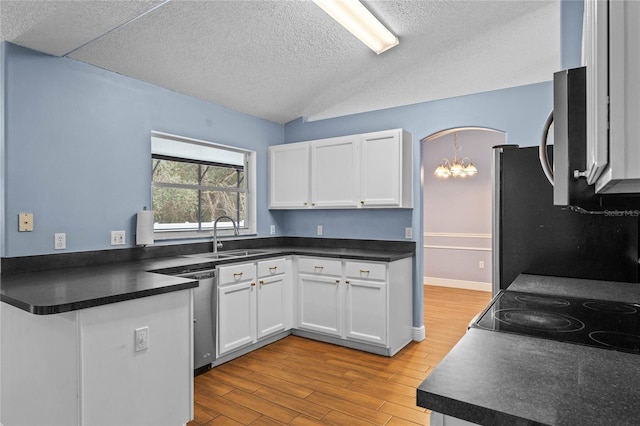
[54,233,66,250]
[479,261,485,269]
[317,225,323,236]
[405,227,413,239]
[270,224,275,235]
[111,230,126,246]
[19,213,34,232]
[135,326,149,352]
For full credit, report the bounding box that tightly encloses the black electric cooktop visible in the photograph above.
[471,290,640,355]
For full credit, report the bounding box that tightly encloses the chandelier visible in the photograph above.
[434,133,478,178]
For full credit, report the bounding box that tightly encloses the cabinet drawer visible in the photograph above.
[345,261,386,281]
[218,262,255,285]
[257,258,288,277]
[297,257,342,276]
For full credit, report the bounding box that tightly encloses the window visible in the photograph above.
[151,132,256,238]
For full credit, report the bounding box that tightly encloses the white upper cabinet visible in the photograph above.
[268,142,310,208]
[311,136,360,208]
[269,128,413,209]
[584,0,640,193]
[359,129,412,208]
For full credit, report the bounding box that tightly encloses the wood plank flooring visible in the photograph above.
[188,285,491,426]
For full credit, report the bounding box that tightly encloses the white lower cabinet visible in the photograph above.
[257,257,291,338]
[216,254,412,359]
[217,257,292,358]
[296,256,413,356]
[1,290,193,426]
[298,258,342,336]
[344,276,387,345]
[217,262,257,357]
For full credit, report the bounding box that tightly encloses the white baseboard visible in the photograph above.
[412,325,425,342]
[425,276,491,292]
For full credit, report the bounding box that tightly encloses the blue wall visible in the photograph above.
[2,43,284,257]
[561,0,584,69]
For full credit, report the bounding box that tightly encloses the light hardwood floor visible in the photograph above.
[188,285,491,426]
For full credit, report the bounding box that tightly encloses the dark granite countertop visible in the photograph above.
[256,246,413,262]
[508,273,640,303]
[0,264,200,315]
[416,275,640,426]
[1,238,414,315]
[417,328,640,426]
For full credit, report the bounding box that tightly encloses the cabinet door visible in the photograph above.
[583,0,609,187]
[269,143,310,208]
[344,278,387,345]
[360,130,402,207]
[257,275,286,339]
[218,281,256,357]
[298,273,342,336]
[599,0,640,193]
[311,136,360,208]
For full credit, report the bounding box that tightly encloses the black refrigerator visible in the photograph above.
[492,145,640,294]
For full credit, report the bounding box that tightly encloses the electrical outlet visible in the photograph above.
[135,326,149,352]
[54,233,66,250]
[270,225,275,235]
[111,230,126,246]
[479,261,485,269]
[405,227,413,239]
[317,225,323,236]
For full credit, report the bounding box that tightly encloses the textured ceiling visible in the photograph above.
[0,0,560,124]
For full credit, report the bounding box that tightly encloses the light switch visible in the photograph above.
[19,213,33,232]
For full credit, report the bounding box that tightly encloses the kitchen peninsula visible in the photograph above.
[1,237,415,426]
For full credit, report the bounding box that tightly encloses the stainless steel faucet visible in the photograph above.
[213,215,239,252]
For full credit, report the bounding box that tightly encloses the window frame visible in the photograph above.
[150,131,257,241]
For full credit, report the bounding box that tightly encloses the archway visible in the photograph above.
[421,127,505,292]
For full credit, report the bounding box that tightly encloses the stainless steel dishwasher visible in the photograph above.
[175,268,216,373]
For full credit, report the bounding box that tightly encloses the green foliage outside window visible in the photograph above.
[152,157,246,231]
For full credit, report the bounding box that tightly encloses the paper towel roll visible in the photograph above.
[136,210,155,246]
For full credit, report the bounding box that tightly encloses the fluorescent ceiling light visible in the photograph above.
[313,0,399,54]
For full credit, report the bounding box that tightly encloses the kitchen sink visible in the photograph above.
[187,249,275,260]
[197,252,236,259]
[184,253,235,260]
[223,249,274,257]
